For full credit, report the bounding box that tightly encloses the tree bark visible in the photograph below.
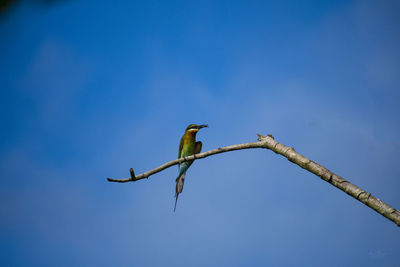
[107,134,400,226]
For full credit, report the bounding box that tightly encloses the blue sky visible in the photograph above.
[1,0,399,266]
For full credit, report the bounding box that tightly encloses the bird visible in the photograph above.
[174,124,208,212]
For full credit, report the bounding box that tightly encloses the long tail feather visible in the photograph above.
[174,193,179,212]
[174,172,185,212]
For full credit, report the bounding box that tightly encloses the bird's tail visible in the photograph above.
[174,172,186,212]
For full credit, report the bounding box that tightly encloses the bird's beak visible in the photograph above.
[198,124,208,129]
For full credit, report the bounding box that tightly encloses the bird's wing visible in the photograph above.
[195,141,202,154]
[178,136,184,158]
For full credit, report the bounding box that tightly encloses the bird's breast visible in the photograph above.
[181,138,196,157]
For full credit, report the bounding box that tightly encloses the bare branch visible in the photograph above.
[107,141,266,182]
[107,134,400,226]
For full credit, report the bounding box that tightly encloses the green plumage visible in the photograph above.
[174,124,208,212]
[178,131,200,158]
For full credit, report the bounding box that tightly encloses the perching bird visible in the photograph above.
[174,124,208,211]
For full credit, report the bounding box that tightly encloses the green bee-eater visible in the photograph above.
[174,124,208,211]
